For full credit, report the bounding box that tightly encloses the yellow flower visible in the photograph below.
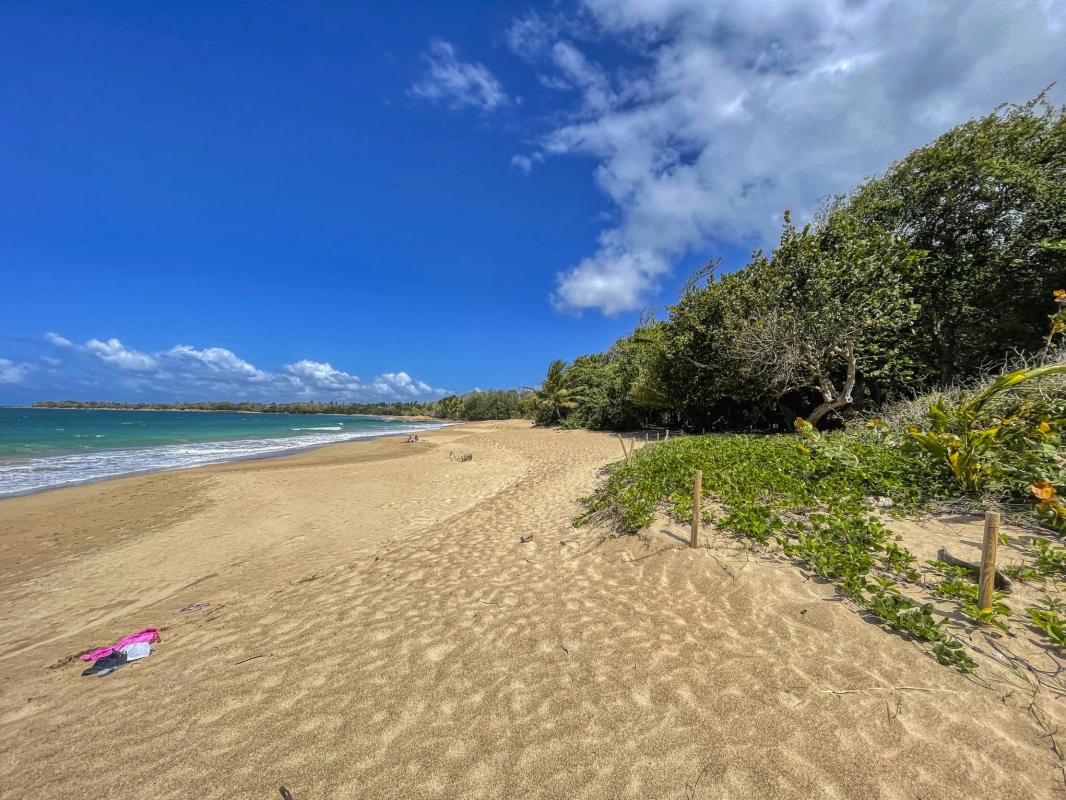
[1054,288,1066,300]
[1038,421,1052,435]
[1032,481,1058,501]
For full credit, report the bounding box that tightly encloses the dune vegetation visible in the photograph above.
[577,358,1065,669]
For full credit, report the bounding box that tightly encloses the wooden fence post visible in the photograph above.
[617,433,630,461]
[979,511,1001,612]
[645,431,649,446]
[690,470,703,548]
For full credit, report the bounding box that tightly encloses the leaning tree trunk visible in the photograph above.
[806,342,857,428]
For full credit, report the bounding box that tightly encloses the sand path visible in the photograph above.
[0,421,1060,798]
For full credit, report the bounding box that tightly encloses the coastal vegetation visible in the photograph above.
[33,389,529,422]
[529,94,1066,432]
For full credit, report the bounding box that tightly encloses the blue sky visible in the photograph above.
[2,1,1064,404]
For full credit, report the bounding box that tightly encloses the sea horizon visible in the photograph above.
[0,407,444,497]
[4,403,437,419]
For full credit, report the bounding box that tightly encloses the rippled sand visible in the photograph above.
[0,421,1060,798]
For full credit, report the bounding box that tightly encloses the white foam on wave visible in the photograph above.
[0,422,446,497]
[290,426,344,431]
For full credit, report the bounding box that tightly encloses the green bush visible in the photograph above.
[903,365,1066,495]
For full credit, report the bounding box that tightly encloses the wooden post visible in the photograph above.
[645,431,649,446]
[617,433,630,461]
[978,511,1000,612]
[690,470,702,548]
[666,429,670,441]
[656,431,660,442]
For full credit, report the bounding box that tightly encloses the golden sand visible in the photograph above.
[0,420,1060,798]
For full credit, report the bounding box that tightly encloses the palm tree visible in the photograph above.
[530,359,586,424]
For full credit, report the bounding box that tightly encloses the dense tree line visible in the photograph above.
[530,94,1066,431]
[34,389,529,422]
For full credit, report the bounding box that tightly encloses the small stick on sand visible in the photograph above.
[233,654,269,666]
[822,686,958,695]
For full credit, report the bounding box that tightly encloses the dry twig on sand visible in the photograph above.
[821,686,958,695]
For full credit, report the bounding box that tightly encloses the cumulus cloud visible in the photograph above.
[374,371,435,398]
[282,359,363,393]
[411,39,510,112]
[85,338,158,372]
[44,332,72,348]
[167,345,270,383]
[0,358,32,384]
[514,0,1066,313]
[281,361,444,401]
[38,333,447,402]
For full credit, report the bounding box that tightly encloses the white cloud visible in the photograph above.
[85,338,158,372]
[504,10,557,60]
[511,154,536,173]
[0,358,32,384]
[282,361,445,401]
[44,332,72,348]
[166,345,270,383]
[411,39,510,112]
[35,333,447,402]
[503,8,596,61]
[553,239,666,314]
[518,0,1066,313]
[282,359,362,393]
[550,41,619,113]
[375,371,435,398]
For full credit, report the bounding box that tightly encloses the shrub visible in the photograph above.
[904,364,1066,495]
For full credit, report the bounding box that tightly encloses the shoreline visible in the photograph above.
[0,421,452,500]
[0,421,486,589]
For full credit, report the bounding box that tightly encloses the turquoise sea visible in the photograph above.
[0,407,443,496]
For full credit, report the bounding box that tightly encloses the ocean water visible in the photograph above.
[0,407,444,497]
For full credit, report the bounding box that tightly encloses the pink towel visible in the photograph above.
[81,628,160,662]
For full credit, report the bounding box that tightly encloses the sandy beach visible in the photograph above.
[0,420,1061,799]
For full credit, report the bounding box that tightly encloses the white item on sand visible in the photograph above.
[120,641,151,661]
